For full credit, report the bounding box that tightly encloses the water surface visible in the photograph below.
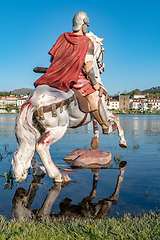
[0,114,160,220]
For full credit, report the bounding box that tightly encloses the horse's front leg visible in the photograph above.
[38,184,62,218]
[35,125,71,183]
[91,119,100,149]
[107,111,127,148]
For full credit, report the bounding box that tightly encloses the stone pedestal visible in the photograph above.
[64,149,112,169]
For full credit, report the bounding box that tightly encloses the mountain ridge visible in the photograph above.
[141,86,160,94]
[11,88,33,95]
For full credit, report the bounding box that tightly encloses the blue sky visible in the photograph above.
[0,0,160,95]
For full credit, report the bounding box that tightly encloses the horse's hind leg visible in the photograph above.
[12,103,39,182]
[35,126,71,183]
[107,111,127,148]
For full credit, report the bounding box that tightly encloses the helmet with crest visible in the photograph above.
[72,11,89,34]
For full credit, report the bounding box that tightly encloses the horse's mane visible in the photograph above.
[86,31,104,46]
[86,31,105,85]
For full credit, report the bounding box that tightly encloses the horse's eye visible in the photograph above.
[97,60,102,68]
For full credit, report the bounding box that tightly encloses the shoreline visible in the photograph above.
[111,111,160,115]
[0,112,18,114]
[1,112,160,115]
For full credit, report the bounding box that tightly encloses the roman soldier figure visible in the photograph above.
[34,11,109,133]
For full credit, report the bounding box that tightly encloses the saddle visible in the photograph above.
[72,89,90,113]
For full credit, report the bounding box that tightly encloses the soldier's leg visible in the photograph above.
[85,92,109,134]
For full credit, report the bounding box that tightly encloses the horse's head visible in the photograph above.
[86,31,105,83]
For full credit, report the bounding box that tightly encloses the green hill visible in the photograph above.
[141,86,160,94]
[0,88,33,96]
[127,86,160,97]
[11,88,33,96]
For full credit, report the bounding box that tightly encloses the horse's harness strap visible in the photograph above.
[98,99,109,127]
[71,113,88,129]
[34,94,76,120]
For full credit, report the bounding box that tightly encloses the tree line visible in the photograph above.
[121,88,160,98]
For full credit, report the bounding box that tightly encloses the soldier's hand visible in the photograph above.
[93,83,100,91]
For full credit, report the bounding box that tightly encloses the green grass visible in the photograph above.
[1,212,160,239]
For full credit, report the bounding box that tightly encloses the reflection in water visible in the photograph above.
[121,115,160,134]
[12,176,62,220]
[12,161,127,220]
[0,114,17,139]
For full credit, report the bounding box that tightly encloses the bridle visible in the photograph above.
[96,44,104,70]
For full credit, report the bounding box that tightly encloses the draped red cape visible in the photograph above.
[34,32,90,92]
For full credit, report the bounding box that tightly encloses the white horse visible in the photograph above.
[12,31,127,183]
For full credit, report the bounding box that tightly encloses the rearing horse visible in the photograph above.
[12,32,127,183]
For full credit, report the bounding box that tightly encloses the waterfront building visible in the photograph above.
[132,94,146,99]
[130,99,141,110]
[5,95,18,106]
[130,97,160,110]
[0,96,6,108]
[148,98,160,110]
[108,99,119,110]
[0,95,28,109]
[140,98,148,110]
[17,97,28,106]
[119,95,130,110]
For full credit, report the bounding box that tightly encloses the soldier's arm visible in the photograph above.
[83,41,99,91]
[84,62,99,90]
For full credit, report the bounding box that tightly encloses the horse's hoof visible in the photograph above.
[119,140,127,148]
[91,136,99,149]
[53,173,71,183]
[61,173,71,183]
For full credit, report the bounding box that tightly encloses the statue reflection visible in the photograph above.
[12,161,127,220]
[12,176,64,221]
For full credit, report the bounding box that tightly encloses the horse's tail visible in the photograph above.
[12,102,40,182]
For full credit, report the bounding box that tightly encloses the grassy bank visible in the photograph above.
[1,213,160,239]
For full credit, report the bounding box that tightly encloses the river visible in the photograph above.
[0,114,160,220]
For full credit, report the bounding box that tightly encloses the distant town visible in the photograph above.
[109,94,160,112]
[0,87,160,113]
[109,86,160,112]
[0,94,29,113]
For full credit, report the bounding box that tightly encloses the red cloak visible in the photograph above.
[34,32,91,92]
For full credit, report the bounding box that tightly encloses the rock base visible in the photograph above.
[64,149,112,169]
